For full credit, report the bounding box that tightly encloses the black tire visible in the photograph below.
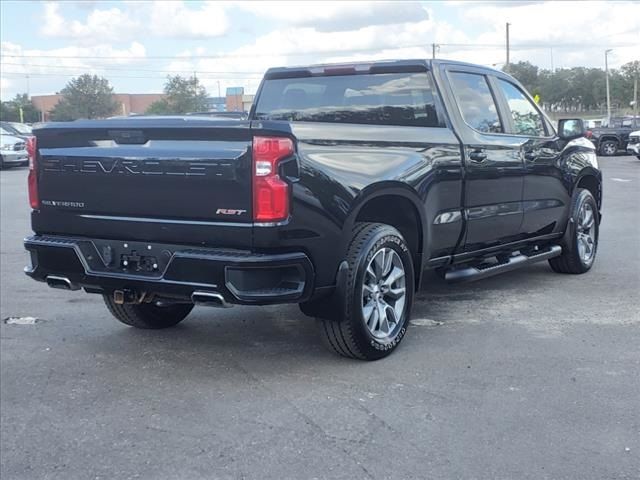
[599,140,618,156]
[318,222,415,361]
[549,188,599,274]
[103,295,193,329]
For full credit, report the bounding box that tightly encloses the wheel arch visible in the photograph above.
[575,169,602,214]
[345,183,426,288]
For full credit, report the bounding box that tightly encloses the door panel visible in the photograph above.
[444,69,525,252]
[492,78,569,238]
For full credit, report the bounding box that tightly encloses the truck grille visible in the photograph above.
[13,142,26,151]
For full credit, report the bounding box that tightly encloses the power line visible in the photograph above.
[1,41,635,62]
[0,71,262,80]
[0,62,265,76]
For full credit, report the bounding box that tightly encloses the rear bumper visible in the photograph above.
[24,235,314,305]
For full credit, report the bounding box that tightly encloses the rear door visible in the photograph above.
[441,66,525,253]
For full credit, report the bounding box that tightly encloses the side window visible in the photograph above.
[449,72,502,134]
[497,79,546,136]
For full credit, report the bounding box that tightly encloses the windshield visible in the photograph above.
[0,127,12,135]
[254,72,442,127]
[11,123,32,134]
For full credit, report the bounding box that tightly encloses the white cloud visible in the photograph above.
[146,1,228,38]
[0,77,14,101]
[40,1,229,42]
[3,0,638,99]
[236,1,429,32]
[1,41,148,96]
[41,2,138,43]
[460,1,640,68]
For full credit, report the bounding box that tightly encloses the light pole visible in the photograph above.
[505,22,511,72]
[605,49,612,124]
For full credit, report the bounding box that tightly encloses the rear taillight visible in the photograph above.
[585,130,593,139]
[27,136,39,209]
[252,136,294,222]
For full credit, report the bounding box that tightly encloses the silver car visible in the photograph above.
[0,126,29,169]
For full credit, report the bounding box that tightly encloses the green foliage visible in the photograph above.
[0,93,40,123]
[49,74,118,121]
[506,60,639,113]
[146,75,208,114]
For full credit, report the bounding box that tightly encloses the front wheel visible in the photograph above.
[599,140,618,156]
[103,295,193,329]
[549,188,599,274]
[318,222,414,360]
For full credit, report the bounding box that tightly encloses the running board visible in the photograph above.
[445,245,562,283]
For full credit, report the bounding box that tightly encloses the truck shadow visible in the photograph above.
[83,262,559,369]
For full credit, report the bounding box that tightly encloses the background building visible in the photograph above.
[30,88,255,120]
[30,93,165,121]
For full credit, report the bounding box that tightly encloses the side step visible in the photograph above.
[445,245,562,283]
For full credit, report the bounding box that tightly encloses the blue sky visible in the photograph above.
[1,1,638,99]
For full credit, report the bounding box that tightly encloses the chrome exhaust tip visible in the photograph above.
[45,275,79,291]
[191,291,232,308]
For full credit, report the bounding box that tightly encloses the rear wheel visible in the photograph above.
[599,140,618,156]
[317,222,414,360]
[103,295,193,329]
[549,188,599,274]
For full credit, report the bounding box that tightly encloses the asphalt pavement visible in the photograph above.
[1,156,639,480]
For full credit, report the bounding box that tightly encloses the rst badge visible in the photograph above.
[216,209,247,216]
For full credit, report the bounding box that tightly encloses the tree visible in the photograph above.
[146,75,208,114]
[508,61,539,95]
[49,74,118,121]
[0,93,40,123]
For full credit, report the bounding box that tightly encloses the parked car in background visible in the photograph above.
[626,130,640,159]
[0,126,29,169]
[583,119,603,129]
[588,116,640,156]
[0,121,33,140]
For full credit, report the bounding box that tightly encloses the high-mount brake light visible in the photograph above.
[252,136,294,222]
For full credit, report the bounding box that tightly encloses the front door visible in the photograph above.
[444,68,526,253]
[490,77,569,239]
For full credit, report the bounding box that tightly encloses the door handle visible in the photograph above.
[468,150,487,162]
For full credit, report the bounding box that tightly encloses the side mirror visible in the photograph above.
[558,118,585,140]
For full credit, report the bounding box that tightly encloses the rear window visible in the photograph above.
[254,72,442,127]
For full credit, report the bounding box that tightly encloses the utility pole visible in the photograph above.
[634,69,638,121]
[431,43,439,59]
[26,74,30,98]
[505,22,511,72]
[605,49,612,123]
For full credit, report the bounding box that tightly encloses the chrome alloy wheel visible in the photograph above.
[602,142,617,155]
[361,247,406,340]
[577,201,596,263]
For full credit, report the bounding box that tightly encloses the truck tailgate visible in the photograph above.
[33,118,253,246]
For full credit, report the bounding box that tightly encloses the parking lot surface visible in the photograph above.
[1,156,639,480]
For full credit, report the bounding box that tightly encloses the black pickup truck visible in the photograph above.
[25,59,602,360]
[588,116,639,156]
